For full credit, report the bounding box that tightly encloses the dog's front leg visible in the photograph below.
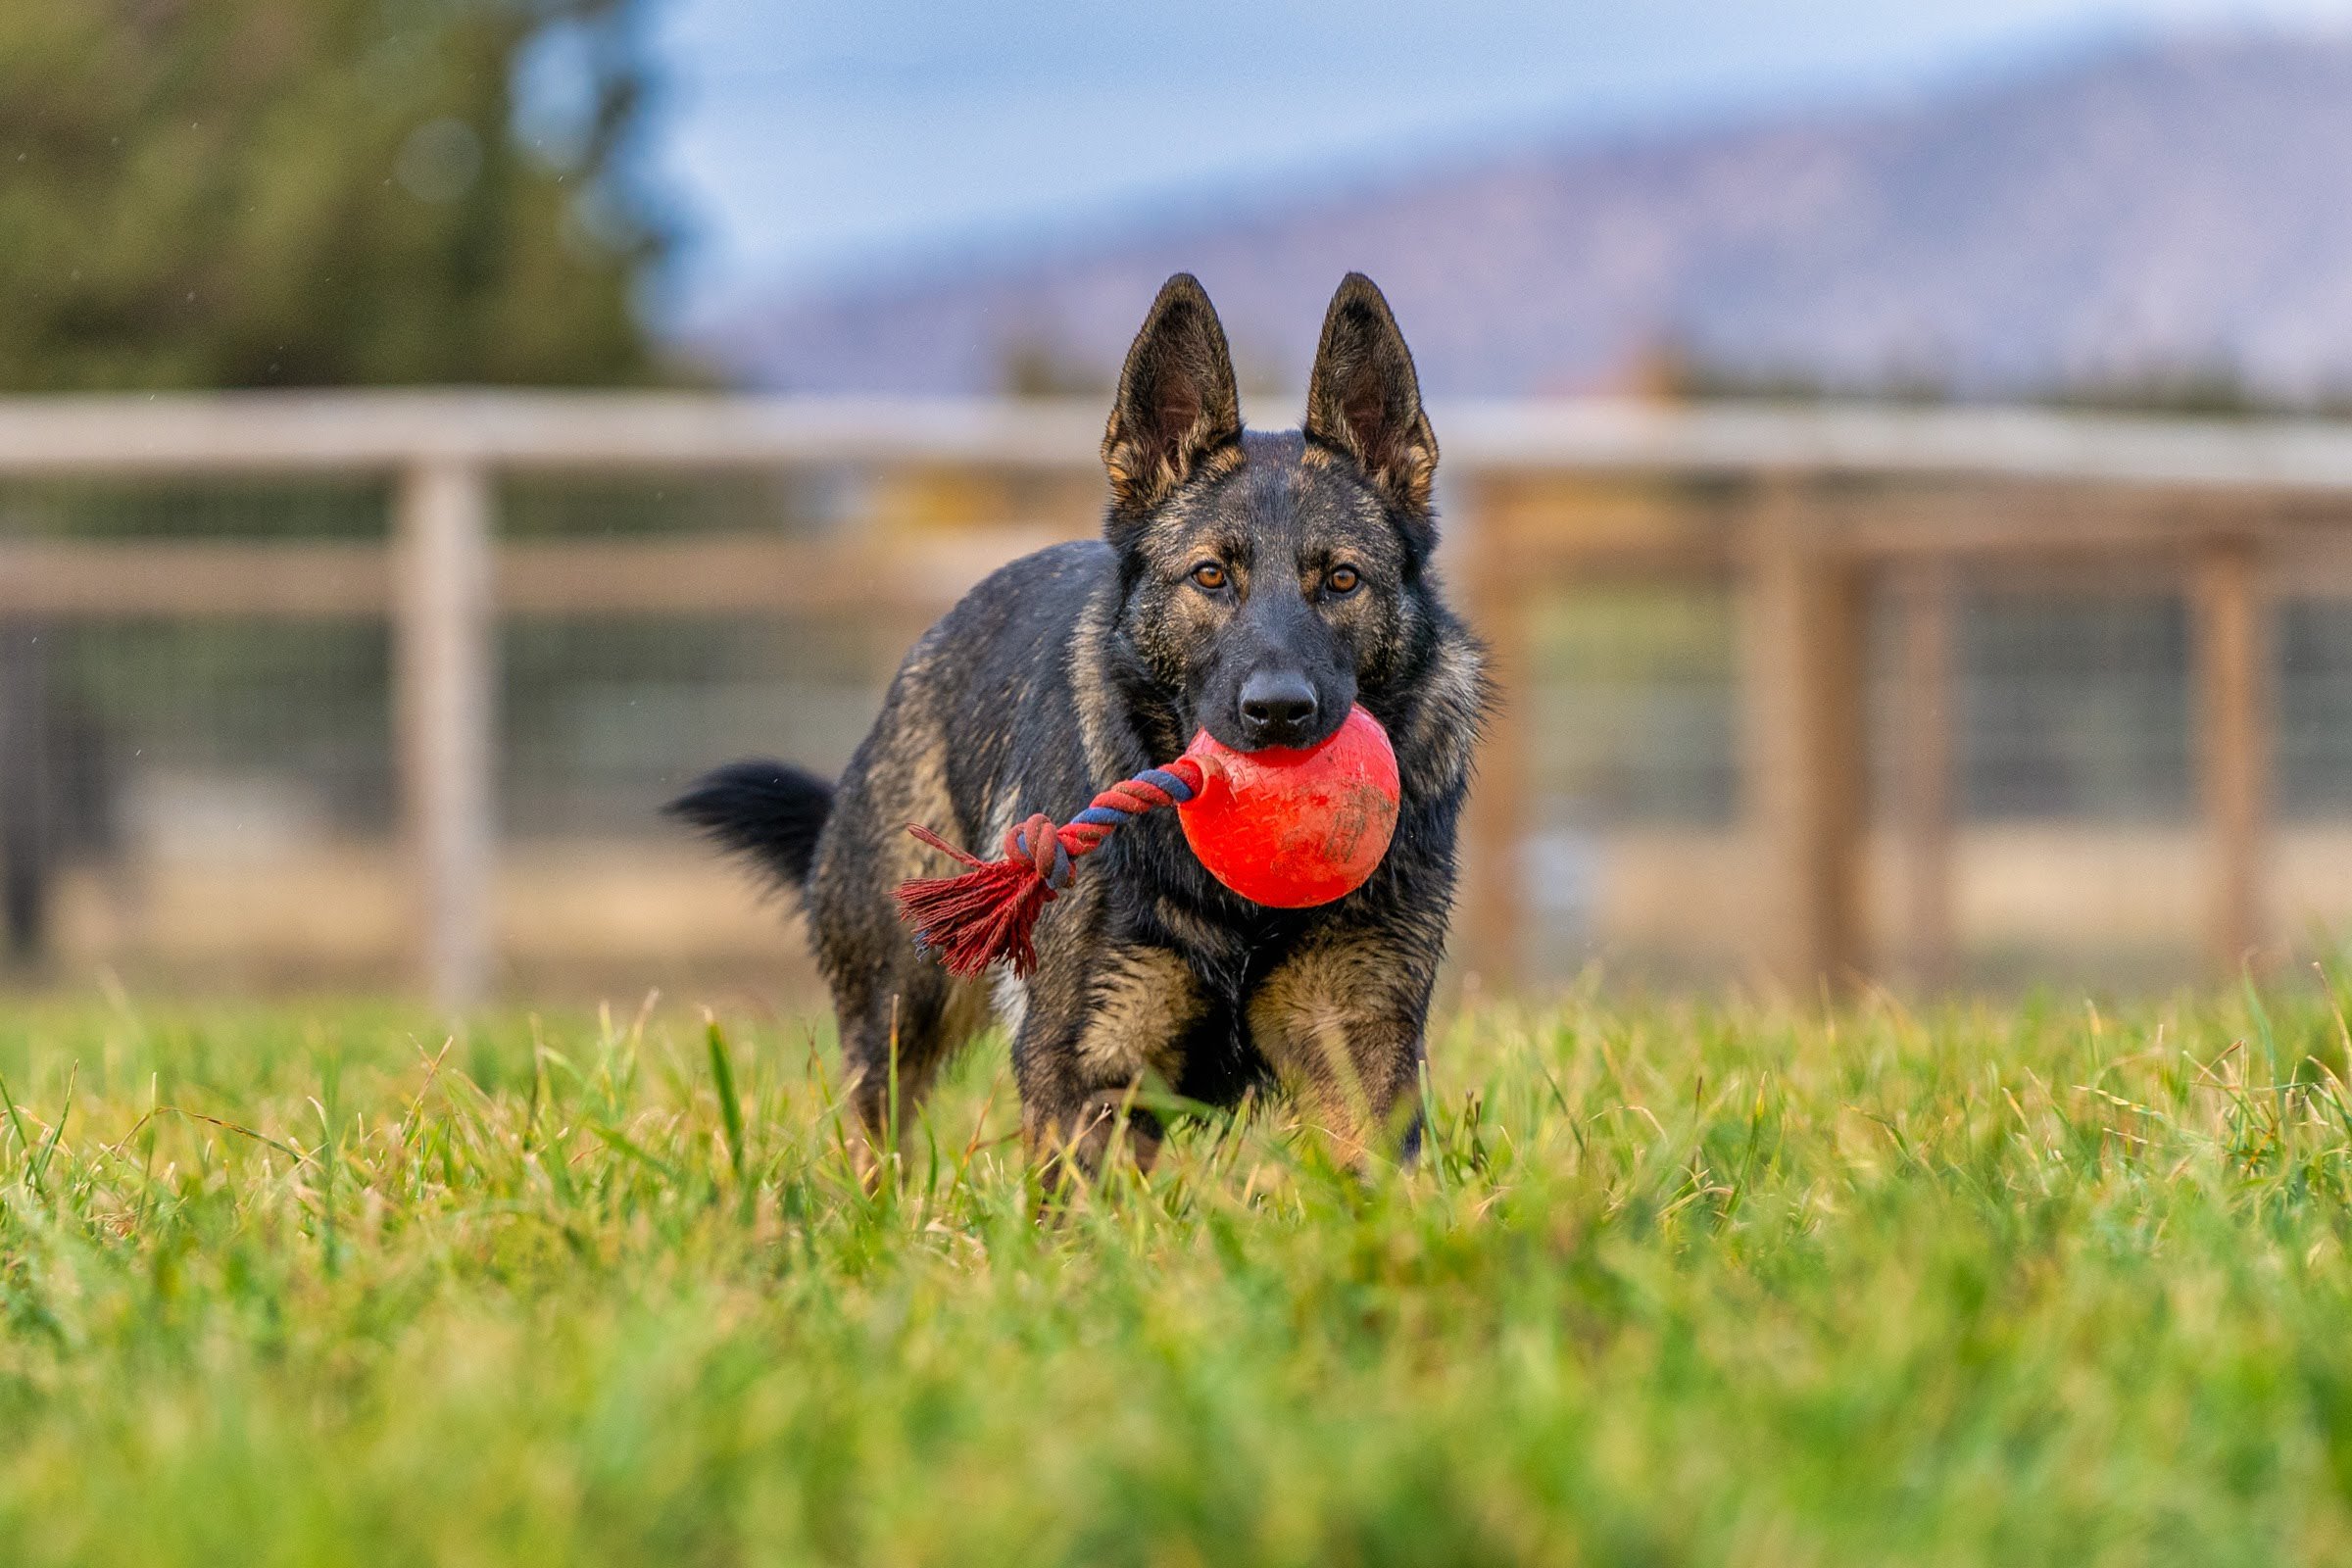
[1247,924,1437,1168]
[1008,939,1203,1181]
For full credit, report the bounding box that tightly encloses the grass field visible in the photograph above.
[9,985,2352,1564]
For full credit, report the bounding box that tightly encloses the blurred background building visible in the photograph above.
[11,0,2352,1005]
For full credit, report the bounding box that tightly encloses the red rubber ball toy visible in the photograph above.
[1176,704,1400,906]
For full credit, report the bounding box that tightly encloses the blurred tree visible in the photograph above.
[0,0,668,389]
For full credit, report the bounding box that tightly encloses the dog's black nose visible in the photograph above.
[1238,670,1320,747]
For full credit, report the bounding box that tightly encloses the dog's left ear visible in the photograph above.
[1303,273,1438,533]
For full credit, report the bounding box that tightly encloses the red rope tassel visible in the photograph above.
[894,758,1208,978]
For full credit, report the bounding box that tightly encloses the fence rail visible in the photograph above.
[8,390,2352,1006]
[18,388,2352,484]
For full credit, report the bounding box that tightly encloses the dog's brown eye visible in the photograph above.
[1191,562,1228,591]
[1326,565,1361,595]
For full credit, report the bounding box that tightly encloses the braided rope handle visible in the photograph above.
[894,756,1210,977]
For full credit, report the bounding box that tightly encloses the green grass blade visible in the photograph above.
[30,1062,74,1198]
[706,1014,746,1183]
[0,1068,43,1201]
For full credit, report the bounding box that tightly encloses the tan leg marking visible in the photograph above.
[1074,945,1201,1086]
[1248,936,1429,1164]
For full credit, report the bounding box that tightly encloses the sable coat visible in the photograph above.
[672,272,1487,1169]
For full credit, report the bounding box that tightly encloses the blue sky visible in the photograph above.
[643,0,2352,318]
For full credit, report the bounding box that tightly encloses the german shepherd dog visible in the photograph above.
[672,272,1487,1173]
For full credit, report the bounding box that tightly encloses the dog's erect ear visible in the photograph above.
[1102,273,1243,518]
[1303,273,1438,523]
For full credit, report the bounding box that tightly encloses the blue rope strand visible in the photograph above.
[1136,767,1196,802]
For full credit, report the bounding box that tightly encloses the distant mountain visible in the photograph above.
[707,35,2352,406]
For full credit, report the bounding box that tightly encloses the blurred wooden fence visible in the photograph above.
[5,391,2352,1006]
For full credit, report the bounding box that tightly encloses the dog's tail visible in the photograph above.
[666,760,834,889]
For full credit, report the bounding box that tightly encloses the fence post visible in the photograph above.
[1892,560,1957,987]
[2195,537,2269,971]
[0,622,53,969]
[1743,481,1868,990]
[1454,472,1530,994]
[396,459,495,1011]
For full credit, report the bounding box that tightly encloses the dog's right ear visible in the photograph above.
[1102,273,1243,520]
